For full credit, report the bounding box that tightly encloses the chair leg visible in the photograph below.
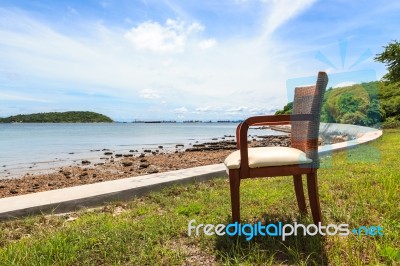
[229,170,240,223]
[307,172,322,224]
[293,175,307,214]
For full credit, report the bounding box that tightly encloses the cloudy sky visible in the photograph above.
[0,0,399,121]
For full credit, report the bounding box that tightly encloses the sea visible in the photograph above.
[0,123,285,179]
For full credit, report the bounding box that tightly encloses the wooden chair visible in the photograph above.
[224,71,328,224]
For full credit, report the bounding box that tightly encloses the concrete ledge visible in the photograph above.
[319,127,382,156]
[0,164,226,219]
[0,124,383,220]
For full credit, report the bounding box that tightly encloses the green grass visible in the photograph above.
[0,129,399,265]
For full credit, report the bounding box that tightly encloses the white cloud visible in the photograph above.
[124,19,204,53]
[174,106,188,113]
[0,92,50,103]
[139,89,161,99]
[196,106,212,112]
[262,0,317,34]
[334,81,357,88]
[198,39,217,50]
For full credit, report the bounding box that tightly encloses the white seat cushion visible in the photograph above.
[224,147,312,170]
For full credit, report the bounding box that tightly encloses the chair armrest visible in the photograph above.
[245,114,313,125]
[236,114,314,176]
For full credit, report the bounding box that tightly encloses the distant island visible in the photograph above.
[0,111,113,123]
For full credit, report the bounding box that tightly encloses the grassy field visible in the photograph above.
[0,129,399,265]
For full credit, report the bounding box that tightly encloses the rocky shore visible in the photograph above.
[0,133,348,198]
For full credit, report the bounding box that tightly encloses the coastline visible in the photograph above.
[0,130,350,199]
[0,135,290,198]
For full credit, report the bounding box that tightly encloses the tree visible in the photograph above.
[374,40,400,84]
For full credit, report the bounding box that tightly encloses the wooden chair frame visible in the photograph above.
[228,72,328,224]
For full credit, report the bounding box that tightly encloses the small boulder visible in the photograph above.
[122,162,133,167]
[139,163,149,169]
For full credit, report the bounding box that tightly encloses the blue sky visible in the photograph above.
[0,0,399,121]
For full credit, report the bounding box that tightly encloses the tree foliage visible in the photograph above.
[275,102,293,115]
[0,111,113,123]
[274,81,399,127]
[374,40,400,84]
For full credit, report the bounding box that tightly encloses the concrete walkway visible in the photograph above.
[0,126,382,219]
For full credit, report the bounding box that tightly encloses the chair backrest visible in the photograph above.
[291,72,328,168]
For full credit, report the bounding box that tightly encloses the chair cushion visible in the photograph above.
[224,147,312,170]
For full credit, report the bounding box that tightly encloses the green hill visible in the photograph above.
[275,81,400,128]
[0,111,113,123]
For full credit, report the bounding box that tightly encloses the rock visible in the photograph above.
[140,158,147,162]
[152,152,157,155]
[2,165,5,167]
[129,150,135,152]
[102,149,110,151]
[123,154,133,157]
[115,154,123,157]
[122,162,133,167]
[10,189,18,194]
[147,169,159,174]
[82,160,91,165]
[139,153,145,158]
[332,135,348,143]
[63,171,72,177]
[104,152,113,155]
[139,163,149,169]
[158,145,163,149]
[48,182,55,186]
[79,173,88,178]
[176,144,184,148]
[93,174,97,177]
[0,185,5,189]
[212,138,218,140]
[144,149,151,153]
[193,144,206,147]
[69,152,74,154]
[185,148,202,152]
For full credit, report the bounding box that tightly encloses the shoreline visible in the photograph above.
[0,135,291,198]
[0,132,349,199]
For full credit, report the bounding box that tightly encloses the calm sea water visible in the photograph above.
[0,123,285,178]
